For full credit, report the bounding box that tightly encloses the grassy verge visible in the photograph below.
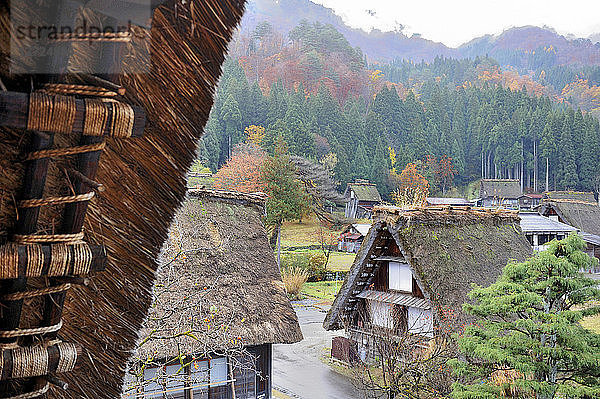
[301,281,344,302]
[280,249,356,272]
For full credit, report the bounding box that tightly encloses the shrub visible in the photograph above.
[281,252,326,281]
[281,266,309,300]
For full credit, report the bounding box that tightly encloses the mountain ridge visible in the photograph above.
[240,0,600,66]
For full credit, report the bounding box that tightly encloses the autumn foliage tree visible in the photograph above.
[424,155,457,194]
[392,162,429,208]
[212,143,267,193]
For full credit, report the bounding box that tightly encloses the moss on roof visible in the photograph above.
[480,179,522,199]
[543,191,596,203]
[345,182,382,202]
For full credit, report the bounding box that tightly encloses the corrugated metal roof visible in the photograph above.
[353,223,371,236]
[580,232,600,246]
[519,212,578,233]
[356,290,431,310]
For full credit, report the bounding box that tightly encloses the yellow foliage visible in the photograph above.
[245,125,266,147]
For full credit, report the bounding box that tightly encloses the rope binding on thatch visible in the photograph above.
[25,142,106,160]
[0,321,63,338]
[0,75,146,396]
[51,31,132,43]
[18,192,95,208]
[42,83,119,98]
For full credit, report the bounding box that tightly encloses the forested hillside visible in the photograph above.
[199,21,600,198]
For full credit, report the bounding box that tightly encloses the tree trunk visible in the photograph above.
[534,140,538,192]
[546,157,549,192]
[276,224,281,270]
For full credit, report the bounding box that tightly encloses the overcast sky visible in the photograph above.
[310,0,600,47]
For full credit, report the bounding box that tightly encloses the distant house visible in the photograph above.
[519,211,600,273]
[519,212,578,251]
[338,223,371,253]
[543,191,597,203]
[324,206,531,362]
[131,189,302,399]
[477,179,522,209]
[538,195,600,236]
[425,197,471,206]
[344,180,382,219]
[518,193,542,210]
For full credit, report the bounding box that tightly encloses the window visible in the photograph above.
[388,262,412,292]
[209,357,228,387]
[142,356,231,399]
[408,307,433,337]
[142,364,186,399]
[369,300,393,329]
[189,360,209,398]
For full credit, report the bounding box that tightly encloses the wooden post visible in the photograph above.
[41,134,104,331]
[0,131,54,346]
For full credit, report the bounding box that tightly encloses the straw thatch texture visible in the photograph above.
[344,181,382,202]
[539,200,600,236]
[0,1,247,397]
[480,179,521,199]
[324,207,532,330]
[135,189,301,362]
[543,191,596,203]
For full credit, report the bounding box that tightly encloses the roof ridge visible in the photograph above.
[543,198,597,205]
[188,188,268,207]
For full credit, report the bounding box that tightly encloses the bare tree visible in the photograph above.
[348,304,461,399]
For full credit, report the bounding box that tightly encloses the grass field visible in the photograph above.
[280,215,359,272]
[301,281,344,302]
[581,314,600,333]
[281,216,341,247]
[280,249,356,272]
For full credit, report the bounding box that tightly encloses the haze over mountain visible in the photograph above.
[240,0,600,66]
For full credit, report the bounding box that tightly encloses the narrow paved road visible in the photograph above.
[272,300,363,399]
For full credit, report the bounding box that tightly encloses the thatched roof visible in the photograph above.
[539,200,600,236]
[426,197,470,206]
[0,1,247,397]
[543,191,597,203]
[136,189,302,361]
[344,180,382,202]
[480,179,522,199]
[324,206,532,331]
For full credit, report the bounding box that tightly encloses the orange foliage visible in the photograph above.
[212,144,267,193]
[398,162,429,192]
[561,78,600,116]
[473,65,552,98]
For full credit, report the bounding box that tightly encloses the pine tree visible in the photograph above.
[352,143,369,181]
[451,235,600,399]
[369,136,390,197]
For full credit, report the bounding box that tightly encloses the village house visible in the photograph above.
[518,212,578,252]
[518,193,543,210]
[538,192,600,236]
[128,189,302,399]
[344,180,382,219]
[518,212,600,272]
[324,206,531,362]
[476,179,522,209]
[338,223,372,253]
